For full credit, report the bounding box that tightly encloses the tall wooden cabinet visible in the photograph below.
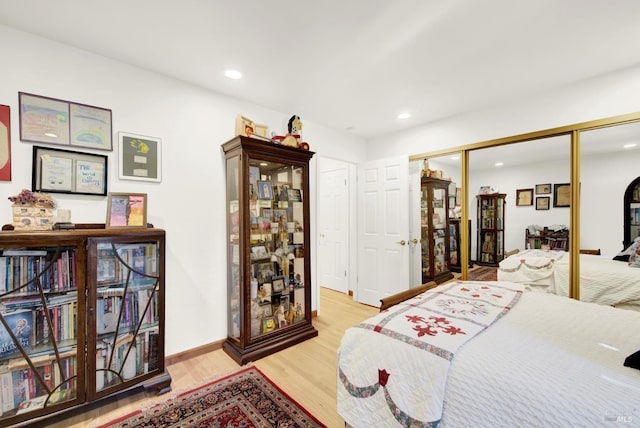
[222,136,318,365]
[0,226,170,426]
[476,193,506,265]
[420,177,454,284]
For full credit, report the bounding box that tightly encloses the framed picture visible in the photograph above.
[32,145,108,195]
[235,114,255,137]
[516,188,534,206]
[106,192,147,228]
[553,183,571,207]
[254,261,274,284]
[258,303,273,318]
[287,188,302,202]
[19,92,112,150]
[0,104,11,181]
[535,183,552,194]
[261,316,276,333]
[536,196,550,210]
[257,180,273,200]
[119,132,162,182]
[272,276,285,293]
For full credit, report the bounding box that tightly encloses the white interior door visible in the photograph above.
[317,158,349,293]
[356,156,409,306]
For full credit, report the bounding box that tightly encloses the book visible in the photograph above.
[0,309,35,359]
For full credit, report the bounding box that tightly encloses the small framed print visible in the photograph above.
[287,188,302,202]
[516,188,534,206]
[536,196,550,210]
[106,192,147,228]
[553,183,571,207]
[257,180,273,200]
[119,131,161,182]
[535,183,551,194]
[258,303,273,318]
[261,316,276,333]
[272,276,285,293]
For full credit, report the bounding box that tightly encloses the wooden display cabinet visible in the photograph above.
[222,136,318,365]
[420,177,454,284]
[476,193,506,265]
[0,226,170,426]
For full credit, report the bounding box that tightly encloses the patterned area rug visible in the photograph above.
[99,366,326,428]
[467,266,498,281]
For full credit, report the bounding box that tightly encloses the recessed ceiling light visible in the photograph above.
[623,143,637,149]
[397,112,411,120]
[495,162,504,167]
[224,69,243,80]
[450,155,460,160]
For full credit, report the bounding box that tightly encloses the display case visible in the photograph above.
[222,136,318,365]
[0,227,170,426]
[624,176,640,248]
[477,193,506,265]
[420,177,454,284]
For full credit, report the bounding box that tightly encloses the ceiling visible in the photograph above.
[2,1,640,139]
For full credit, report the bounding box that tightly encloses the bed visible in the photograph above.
[337,280,640,427]
[497,249,640,310]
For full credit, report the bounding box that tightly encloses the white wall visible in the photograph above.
[0,25,367,356]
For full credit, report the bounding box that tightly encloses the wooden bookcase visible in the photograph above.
[420,177,454,284]
[222,136,318,365]
[476,193,506,266]
[0,226,170,426]
[525,227,569,250]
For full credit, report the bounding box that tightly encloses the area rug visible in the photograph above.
[99,366,326,428]
[467,266,498,281]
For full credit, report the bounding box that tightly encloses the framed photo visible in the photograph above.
[272,276,285,293]
[516,188,534,206]
[251,245,269,260]
[536,196,550,210]
[19,92,113,150]
[235,114,255,137]
[258,303,273,318]
[119,132,161,182]
[0,104,11,181]
[287,188,302,202]
[106,192,147,228]
[553,183,571,207]
[257,180,273,200]
[32,145,108,195]
[261,316,276,333]
[254,261,274,284]
[535,183,552,194]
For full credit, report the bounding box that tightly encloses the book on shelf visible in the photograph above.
[0,309,35,359]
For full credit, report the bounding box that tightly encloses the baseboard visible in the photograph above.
[165,310,319,366]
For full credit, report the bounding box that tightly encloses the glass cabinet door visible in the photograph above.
[93,239,161,394]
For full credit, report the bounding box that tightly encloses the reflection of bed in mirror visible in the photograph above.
[337,280,640,426]
[497,248,640,311]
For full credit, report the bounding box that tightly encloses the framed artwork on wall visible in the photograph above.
[553,183,571,207]
[0,104,11,181]
[118,132,162,182]
[516,188,534,206]
[32,145,108,195]
[535,183,552,194]
[536,196,550,210]
[19,92,112,150]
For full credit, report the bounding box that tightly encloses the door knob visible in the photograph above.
[410,238,419,244]
[396,240,406,245]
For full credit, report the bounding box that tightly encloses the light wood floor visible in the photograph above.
[40,287,378,428]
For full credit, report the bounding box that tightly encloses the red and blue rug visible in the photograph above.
[100,366,326,428]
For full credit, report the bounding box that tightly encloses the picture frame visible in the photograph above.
[261,316,276,333]
[287,188,302,202]
[553,183,571,207]
[19,92,113,151]
[535,183,552,194]
[536,196,550,210]
[254,261,274,284]
[32,145,108,195]
[516,188,534,206]
[235,114,255,137]
[105,192,147,228]
[257,180,273,200]
[258,303,273,318]
[0,104,11,181]
[272,276,285,293]
[119,131,162,182]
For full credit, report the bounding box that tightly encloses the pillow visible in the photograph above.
[624,349,640,371]
[614,238,640,262]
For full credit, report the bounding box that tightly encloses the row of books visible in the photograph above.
[96,288,159,335]
[0,350,76,416]
[0,249,76,295]
[1,297,77,360]
[96,328,159,390]
[96,243,158,285]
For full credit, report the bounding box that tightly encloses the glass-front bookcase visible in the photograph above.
[420,177,454,284]
[476,193,506,265]
[222,136,318,365]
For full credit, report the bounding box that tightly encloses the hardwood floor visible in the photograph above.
[38,287,378,428]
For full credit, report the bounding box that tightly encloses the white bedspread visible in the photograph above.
[337,281,640,427]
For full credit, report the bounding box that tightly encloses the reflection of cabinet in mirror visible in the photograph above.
[624,176,640,248]
[477,193,506,266]
[421,177,454,284]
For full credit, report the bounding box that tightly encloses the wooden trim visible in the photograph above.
[379,282,437,311]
